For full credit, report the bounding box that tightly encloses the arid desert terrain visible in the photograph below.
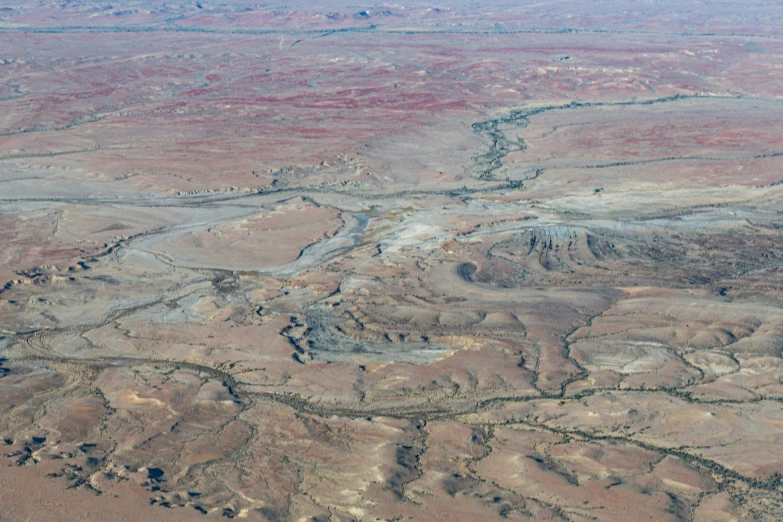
[2,1,783,520]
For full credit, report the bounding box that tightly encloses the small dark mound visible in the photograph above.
[457,262,477,282]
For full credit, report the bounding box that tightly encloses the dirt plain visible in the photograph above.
[2,1,783,521]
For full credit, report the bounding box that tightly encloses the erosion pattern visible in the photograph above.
[2,1,783,521]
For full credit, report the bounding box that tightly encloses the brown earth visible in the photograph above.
[2,1,783,521]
